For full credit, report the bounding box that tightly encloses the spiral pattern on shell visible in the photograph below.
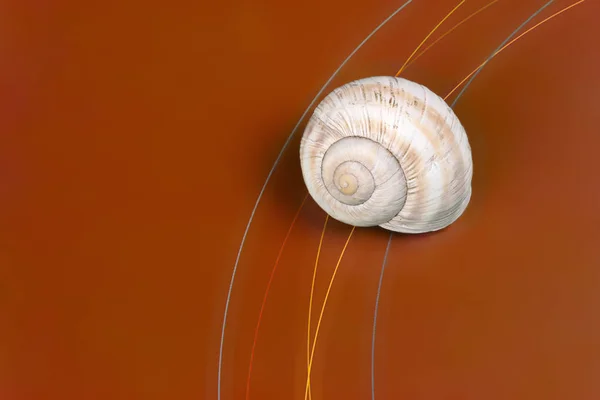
[299,76,473,234]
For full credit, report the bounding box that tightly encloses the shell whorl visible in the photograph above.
[299,76,473,234]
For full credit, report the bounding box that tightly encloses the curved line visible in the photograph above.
[371,233,393,400]
[395,0,466,76]
[245,193,309,400]
[216,1,414,398]
[299,2,472,397]
[405,0,500,71]
[445,0,586,101]
[371,3,587,399]
[306,215,330,400]
[248,0,491,393]
[304,226,356,400]
[450,0,555,108]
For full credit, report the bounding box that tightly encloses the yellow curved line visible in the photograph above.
[304,226,356,400]
[301,2,464,398]
[301,2,473,398]
[406,0,500,71]
[306,215,329,400]
[300,1,587,399]
[444,0,586,101]
[396,0,466,76]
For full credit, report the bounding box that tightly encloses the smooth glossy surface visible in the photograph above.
[1,0,599,399]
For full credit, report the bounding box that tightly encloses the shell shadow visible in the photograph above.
[257,121,310,219]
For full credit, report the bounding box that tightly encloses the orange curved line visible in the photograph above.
[444,0,586,101]
[245,193,309,400]
[405,0,500,71]
[306,214,329,400]
[304,226,356,400]
[396,0,466,76]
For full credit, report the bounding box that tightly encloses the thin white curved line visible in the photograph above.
[216,1,414,399]
[451,0,555,107]
[372,2,560,399]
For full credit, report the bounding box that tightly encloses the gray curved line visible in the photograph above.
[216,1,414,399]
[372,2,558,399]
[451,0,555,108]
[371,232,393,400]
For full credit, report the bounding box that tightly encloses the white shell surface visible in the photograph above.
[299,76,473,234]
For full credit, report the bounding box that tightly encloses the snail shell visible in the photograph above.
[299,76,473,234]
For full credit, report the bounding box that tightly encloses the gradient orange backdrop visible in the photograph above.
[1,0,599,399]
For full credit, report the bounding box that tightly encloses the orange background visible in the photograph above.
[1,0,599,399]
